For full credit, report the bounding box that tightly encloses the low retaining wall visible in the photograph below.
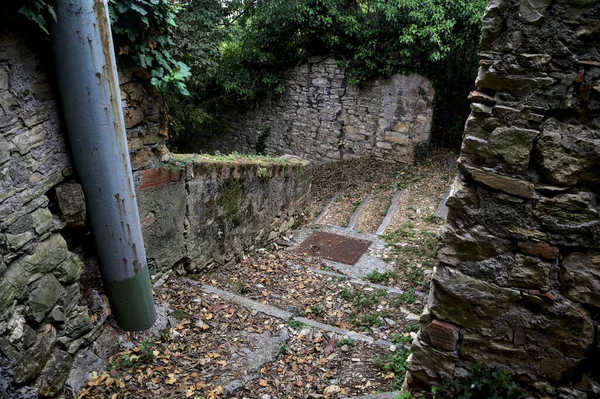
[135,154,312,277]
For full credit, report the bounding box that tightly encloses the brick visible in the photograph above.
[519,241,559,260]
[425,319,460,352]
[141,168,171,190]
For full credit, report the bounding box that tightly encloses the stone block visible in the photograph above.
[14,324,57,384]
[438,225,511,266]
[425,320,460,351]
[474,127,539,173]
[31,207,54,235]
[22,233,70,278]
[429,266,520,329]
[53,254,85,284]
[131,147,153,170]
[56,182,87,227]
[509,254,554,290]
[519,0,552,24]
[561,252,600,308]
[12,124,46,155]
[27,274,65,322]
[6,231,34,251]
[533,119,600,186]
[124,106,144,128]
[534,191,598,226]
[464,166,534,198]
[36,349,72,397]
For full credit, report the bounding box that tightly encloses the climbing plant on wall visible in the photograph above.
[18,0,190,95]
[167,0,487,149]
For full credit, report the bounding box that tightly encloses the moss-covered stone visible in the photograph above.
[53,255,84,284]
[27,274,65,323]
[221,179,243,218]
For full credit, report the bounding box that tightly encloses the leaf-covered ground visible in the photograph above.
[79,150,457,399]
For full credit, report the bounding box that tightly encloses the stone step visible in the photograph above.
[303,267,425,297]
[376,191,402,235]
[312,193,339,225]
[184,278,405,349]
[348,195,371,230]
[434,189,451,221]
[341,391,404,399]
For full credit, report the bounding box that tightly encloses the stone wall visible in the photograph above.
[191,57,434,164]
[135,155,312,278]
[407,0,600,396]
[0,18,170,397]
[1,18,312,396]
[0,29,112,398]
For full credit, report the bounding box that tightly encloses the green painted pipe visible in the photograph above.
[52,0,156,330]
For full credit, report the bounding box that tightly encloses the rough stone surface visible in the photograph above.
[55,182,87,227]
[0,13,171,396]
[136,157,312,275]
[561,252,600,308]
[407,0,600,394]
[185,59,434,164]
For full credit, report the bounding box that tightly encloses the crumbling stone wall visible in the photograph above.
[407,0,600,396]
[191,57,434,164]
[0,23,169,397]
[135,155,311,279]
[1,20,312,396]
[0,30,114,398]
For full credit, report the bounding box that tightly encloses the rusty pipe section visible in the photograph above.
[52,0,156,330]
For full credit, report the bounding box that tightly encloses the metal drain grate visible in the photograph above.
[294,231,372,265]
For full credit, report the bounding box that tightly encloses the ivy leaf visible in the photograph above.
[130,3,148,16]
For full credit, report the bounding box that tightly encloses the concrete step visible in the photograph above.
[312,193,339,225]
[348,195,371,230]
[376,191,402,235]
[184,278,404,349]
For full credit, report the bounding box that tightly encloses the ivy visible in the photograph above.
[18,0,189,95]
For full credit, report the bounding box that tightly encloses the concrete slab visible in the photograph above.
[376,191,401,235]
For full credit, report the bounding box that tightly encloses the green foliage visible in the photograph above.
[373,347,412,390]
[18,0,56,34]
[287,320,304,331]
[166,0,486,148]
[390,288,417,306]
[363,270,399,284]
[18,0,189,95]
[337,337,355,347]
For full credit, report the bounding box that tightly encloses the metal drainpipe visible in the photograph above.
[51,0,156,331]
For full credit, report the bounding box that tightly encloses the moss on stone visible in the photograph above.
[221,179,243,218]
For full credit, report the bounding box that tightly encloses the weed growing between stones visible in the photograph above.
[373,346,411,390]
[337,337,355,347]
[401,364,543,399]
[287,320,304,331]
[363,270,400,284]
[390,288,417,306]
